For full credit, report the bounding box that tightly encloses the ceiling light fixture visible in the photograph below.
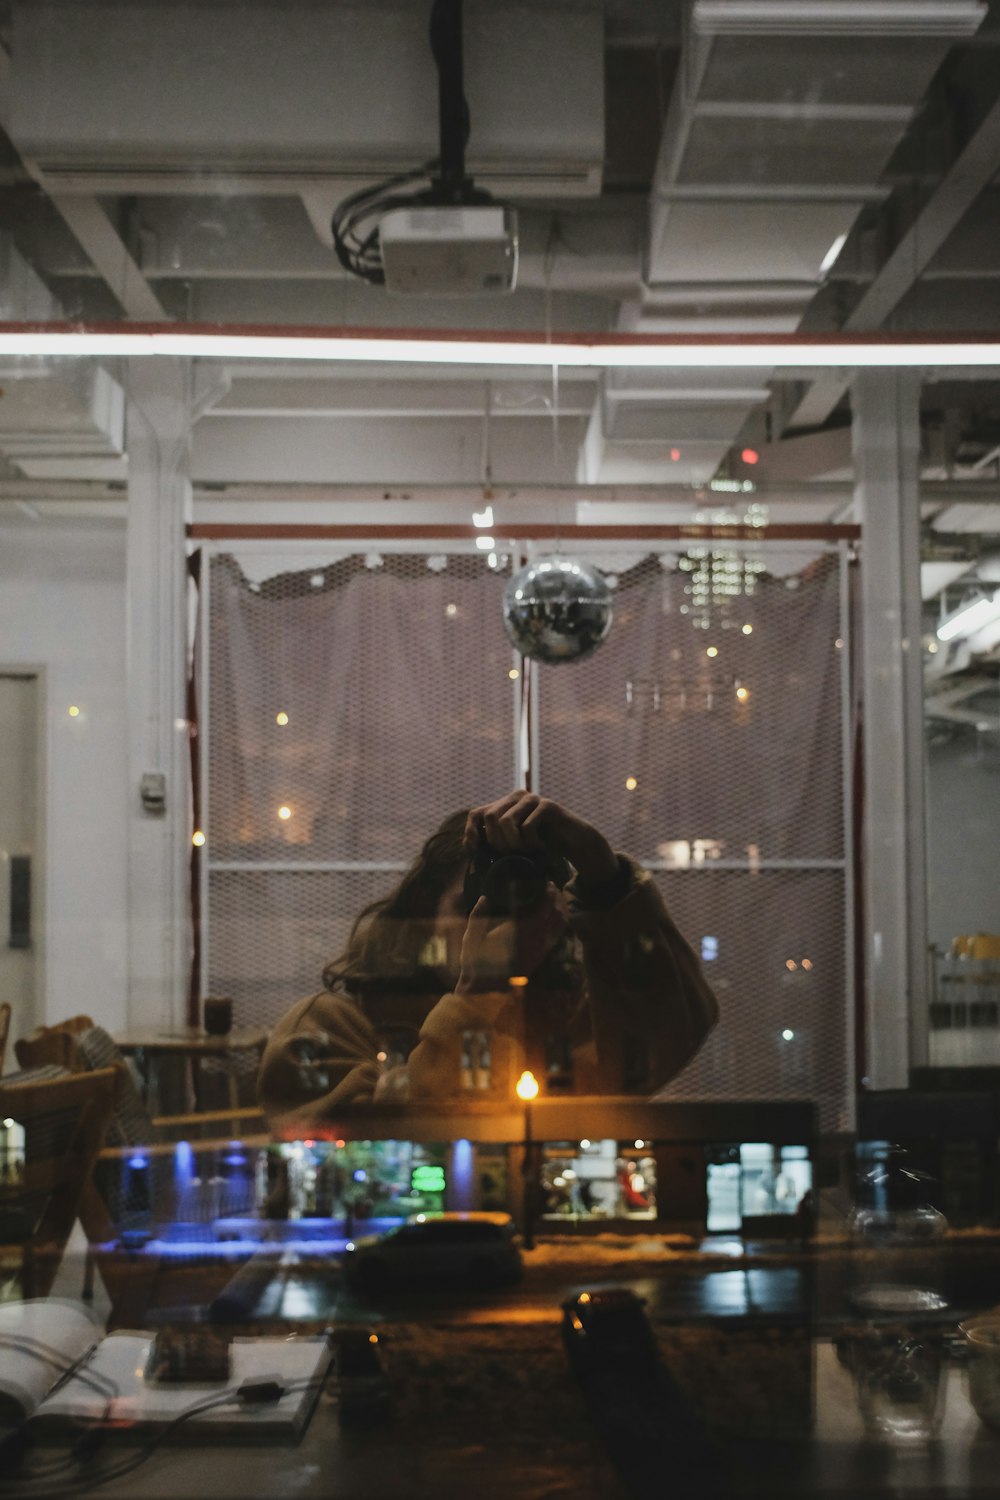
[2,325,1000,368]
[819,233,848,277]
[937,590,1000,642]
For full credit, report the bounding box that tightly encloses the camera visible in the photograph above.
[463,828,564,918]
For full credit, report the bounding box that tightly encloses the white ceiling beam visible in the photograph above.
[48,195,166,320]
[789,91,1000,430]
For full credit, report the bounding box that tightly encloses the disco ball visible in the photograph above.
[502,555,613,664]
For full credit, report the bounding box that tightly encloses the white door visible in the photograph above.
[0,674,39,1055]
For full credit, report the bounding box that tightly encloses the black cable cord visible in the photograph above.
[4,1370,333,1496]
[0,1335,119,1402]
[331,161,439,282]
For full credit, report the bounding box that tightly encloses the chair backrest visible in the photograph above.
[14,1015,95,1072]
[0,1066,118,1296]
[0,1002,10,1075]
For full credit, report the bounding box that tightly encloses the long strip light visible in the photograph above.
[1,323,1000,369]
[937,590,1000,642]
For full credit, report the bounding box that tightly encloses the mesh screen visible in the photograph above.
[536,553,844,862]
[207,552,515,865]
[204,545,849,1130]
[648,870,847,1130]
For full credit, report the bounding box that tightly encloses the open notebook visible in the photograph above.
[0,1300,332,1443]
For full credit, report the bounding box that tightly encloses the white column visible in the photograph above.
[851,370,928,1088]
[125,359,193,1031]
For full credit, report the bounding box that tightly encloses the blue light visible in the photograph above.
[352,1168,367,1183]
[701,935,719,962]
[451,1139,474,1210]
[127,1153,149,1172]
[174,1140,195,1186]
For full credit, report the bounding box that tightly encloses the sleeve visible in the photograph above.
[403,990,517,1101]
[566,855,720,1094]
[256,991,382,1133]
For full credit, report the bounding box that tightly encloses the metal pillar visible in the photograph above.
[851,370,928,1088]
[125,358,193,1031]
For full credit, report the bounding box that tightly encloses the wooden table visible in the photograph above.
[114,1027,269,1118]
[19,1338,1000,1499]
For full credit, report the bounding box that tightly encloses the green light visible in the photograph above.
[411,1165,446,1194]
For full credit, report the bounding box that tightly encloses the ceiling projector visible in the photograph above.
[378,205,518,296]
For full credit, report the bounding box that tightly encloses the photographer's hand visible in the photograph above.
[464,790,619,884]
[456,889,569,996]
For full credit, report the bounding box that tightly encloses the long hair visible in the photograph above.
[322,810,470,1001]
[322,808,583,1010]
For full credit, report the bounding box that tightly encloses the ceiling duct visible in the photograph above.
[10,2,604,204]
[581,0,985,487]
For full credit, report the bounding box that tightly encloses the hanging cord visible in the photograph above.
[480,379,493,495]
[331,0,488,283]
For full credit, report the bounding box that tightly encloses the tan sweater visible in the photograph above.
[257,859,719,1133]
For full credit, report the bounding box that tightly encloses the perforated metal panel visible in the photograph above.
[536,547,850,1130]
[202,543,852,1130]
[203,550,517,1027]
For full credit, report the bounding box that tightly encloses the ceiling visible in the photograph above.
[0,0,999,694]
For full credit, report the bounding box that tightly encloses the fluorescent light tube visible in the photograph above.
[819,233,848,277]
[937,591,1000,642]
[1,324,1000,369]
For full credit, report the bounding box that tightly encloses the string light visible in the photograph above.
[275,711,289,726]
[278,805,293,821]
[785,959,797,971]
[742,624,753,635]
[706,646,719,658]
[736,685,751,702]
[508,668,520,680]
[192,830,206,847]
[625,776,638,791]
[68,705,80,717]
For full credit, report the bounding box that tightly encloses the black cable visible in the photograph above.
[0,1335,119,1401]
[331,161,438,282]
[4,1369,333,1496]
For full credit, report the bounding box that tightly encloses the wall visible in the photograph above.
[926,730,1000,949]
[0,519,128,1041]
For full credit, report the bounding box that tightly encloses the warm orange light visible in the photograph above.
[741,448,759,465]
[368,1333,379,1344]
[802,958,813,971]
[625,776,638,791]
[736,686,750,702]
[786,959,797,971]
[509,975,529,988]
[516,1070,539,1101]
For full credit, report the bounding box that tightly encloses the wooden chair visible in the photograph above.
[8,1023,270,1326]
[13,1019,265,1144]
[14,1014,95,1072]
[0,1002,11,1075]
[0,1066,118,1298]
